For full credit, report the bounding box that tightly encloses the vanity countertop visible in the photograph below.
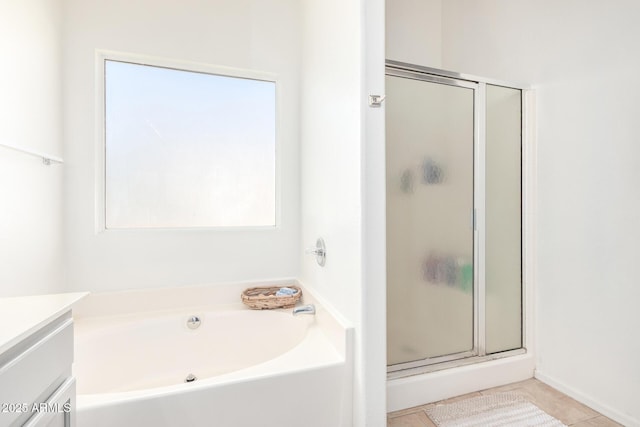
[0,292,88,355]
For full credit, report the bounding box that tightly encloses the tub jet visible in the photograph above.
[185,374,197,383]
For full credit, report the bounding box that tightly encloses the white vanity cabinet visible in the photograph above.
[0,293,86,427]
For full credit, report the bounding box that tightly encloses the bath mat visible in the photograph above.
[425,393,567,427]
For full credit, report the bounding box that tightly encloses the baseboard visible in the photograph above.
[387,353,535,412]
[535,371,639,427]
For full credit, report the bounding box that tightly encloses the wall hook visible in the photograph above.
[369,94,386,108]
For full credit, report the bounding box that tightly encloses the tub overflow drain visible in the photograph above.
[186,315,201,329]
[185,374,197,383]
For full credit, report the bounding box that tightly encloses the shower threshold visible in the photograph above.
[387,347,527,380]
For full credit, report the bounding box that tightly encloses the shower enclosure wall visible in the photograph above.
[386,61,527,378]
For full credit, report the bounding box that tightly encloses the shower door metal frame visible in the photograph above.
[386,60,530,378]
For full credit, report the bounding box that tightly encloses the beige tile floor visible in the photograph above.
[387,379,624,427]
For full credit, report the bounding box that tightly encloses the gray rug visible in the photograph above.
[425,393,567,427]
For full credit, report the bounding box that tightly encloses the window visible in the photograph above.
[103,58,277,229]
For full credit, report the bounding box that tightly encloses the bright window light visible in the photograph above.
[104,60,276,228]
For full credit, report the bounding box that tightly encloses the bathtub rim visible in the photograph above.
[72,278,353,357]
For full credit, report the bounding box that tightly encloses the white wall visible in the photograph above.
[362,0,387,425]
[442,2,640,425]
[0,0,65,297]
[62,0,302,292]
[300,0,392,425]
[300,0,362,328]
[386,0,442,68]
[299,0,365,424]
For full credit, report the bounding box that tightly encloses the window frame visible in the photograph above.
[94,50,281,233]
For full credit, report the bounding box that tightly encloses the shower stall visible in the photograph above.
[386,61,528,379]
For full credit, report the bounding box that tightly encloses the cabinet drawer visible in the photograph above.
[23,377,75,427]
[0,318,73,427]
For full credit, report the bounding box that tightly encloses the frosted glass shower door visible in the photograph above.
[386,73,476,367]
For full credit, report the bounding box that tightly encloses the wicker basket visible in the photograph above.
[241,285,302,310]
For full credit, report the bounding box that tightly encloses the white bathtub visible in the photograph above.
[72,282,352,427]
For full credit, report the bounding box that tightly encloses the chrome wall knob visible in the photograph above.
[305,237,326,267]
